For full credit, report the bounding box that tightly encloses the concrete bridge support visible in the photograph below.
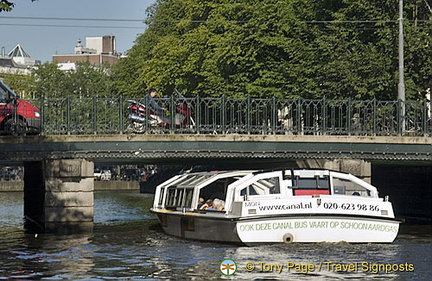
[296,159,371,183]
[24,159,94,234]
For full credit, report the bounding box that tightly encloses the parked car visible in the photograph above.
[0,80,41,135]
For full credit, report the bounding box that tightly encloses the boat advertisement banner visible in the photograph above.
[236,218,399,243]
[241,197,393,218]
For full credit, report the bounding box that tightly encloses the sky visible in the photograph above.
[0,0,156,63]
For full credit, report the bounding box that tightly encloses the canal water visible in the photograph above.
[0,191,431,280]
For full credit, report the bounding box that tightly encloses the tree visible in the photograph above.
[1,72,36,99]
[32,62,68,98]
[67,62,112,98]
[113,0,432,100]
[0,0,14,12]
[32,62,112,98]
[0,0,36,12]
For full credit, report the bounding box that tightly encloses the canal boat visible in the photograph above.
[150,169,401,244]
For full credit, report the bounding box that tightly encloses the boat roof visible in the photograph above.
[166,170,255,189]
[156,168,378,195]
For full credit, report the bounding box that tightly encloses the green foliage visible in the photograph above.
[0,0,36,12]
[112,0,432,100]
[0,0,14,12]
[32,62,112,98]
[32,62,67,98]
[1,72,36,99]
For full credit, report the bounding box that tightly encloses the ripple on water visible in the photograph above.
[0,192,430,280]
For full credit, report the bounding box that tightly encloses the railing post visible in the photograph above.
[144,95,149,133]
[221,95,226,134]
[119,95,124,134]
[297,97,302,135]
[347,98,352,135]
[372,98,377,135]
[195,95,200,134]
[67,97,71,135]
[40,95,45,135]
[170,95,175,134]
[322,96,327,135]
[397,99,402,136]
[429,97,432,136]
[247,96,251,134]
[271,96,276,134]
[422,99,427,136]
[92,96,97,134]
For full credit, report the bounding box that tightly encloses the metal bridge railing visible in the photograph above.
[29,96,432,136]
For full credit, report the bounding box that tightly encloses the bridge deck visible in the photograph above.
[0,134,431,162]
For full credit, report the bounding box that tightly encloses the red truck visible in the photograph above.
[0,80,41,135]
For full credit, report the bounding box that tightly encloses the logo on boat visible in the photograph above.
[220,259,237,276]
[257,202,313,211]
[244,201,260,207]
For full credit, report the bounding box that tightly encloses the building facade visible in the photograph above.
[0,45,38,75]
[53,36,120,69]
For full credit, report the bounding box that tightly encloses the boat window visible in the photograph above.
[199,177,238,201]
[291,176,331,195]
[166,187,178,208]
[158,187,165,206]
[293,176,330,189]
[240,185,261,196]
[240,176,280,197]
[176,174,214,188]
[177,175,201,186]
[177,189,184,206]
[184,188,194,207]
[332,177,371,196]
[165,187,195,208]
[257,177,280,194]
[185,175,207,186]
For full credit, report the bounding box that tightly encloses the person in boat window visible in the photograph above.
[199,199,213,210]
[208,198,225,211]
[197,197,205,209]
[209,183,226,201]
[145,88,164,114]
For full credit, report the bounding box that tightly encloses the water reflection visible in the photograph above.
[0,191,430,280]
[229,242,404,280]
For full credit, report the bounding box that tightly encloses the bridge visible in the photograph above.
[3,95,431,162]
[28,95,432,136]
[0,134,431,162]
[1,96,431,233]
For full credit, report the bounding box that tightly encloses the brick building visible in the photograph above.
[52,36,120,69]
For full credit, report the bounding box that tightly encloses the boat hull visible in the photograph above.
[154,211,242,243]
[237,216,400,244]
[153,211,400,244]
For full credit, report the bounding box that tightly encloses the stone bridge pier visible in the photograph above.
[24,159,94,234]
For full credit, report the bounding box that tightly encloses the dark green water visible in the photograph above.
[0,191,431,280]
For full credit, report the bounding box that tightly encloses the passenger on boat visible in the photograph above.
[199,199,213,210]
[197,197,205,209]
[209,198,225,211]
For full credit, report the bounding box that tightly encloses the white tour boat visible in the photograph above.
[150,169,401,244]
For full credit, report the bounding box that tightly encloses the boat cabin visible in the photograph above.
[152,169,379,215]
[152,169,399,244]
